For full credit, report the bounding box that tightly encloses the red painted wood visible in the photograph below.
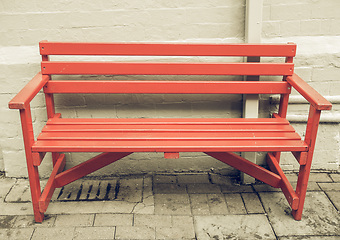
[32,139,307,153]
[267,153,299,210]
[32,152,46,166]
[164,152,180,159]
[292,106,321,220]
[9,73,49,110]
[20,107,44,222]
[286,74,332,110]
[292,151,308,165]
[41,62,294,76]
[206,152,281,188]
[54,152,132,188]
[45,117,291,125]
[44,80,291,94]
[40,41,297,57]
[39,154,65,213]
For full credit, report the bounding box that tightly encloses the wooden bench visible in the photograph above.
[9,41,332,222]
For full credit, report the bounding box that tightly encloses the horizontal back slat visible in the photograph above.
[44,81,291,94]
[40,41,297,57]
[41,62,294,76]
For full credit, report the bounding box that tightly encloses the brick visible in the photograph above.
[74,226,115,240]
[32,227,75,240]
[115,226,155,240]
[0,228,34,240]
[280,20,301,37]
[54,214,95,227]
[207,193,229,215]
[154,183,187,194]
[187,183,221,194]
[94,214,133,227]
[242,193,265,214]
[134,214,171,228]
[13,215,56,228]
[224,194,247,214]
[154,194,191,215]
[330,174,340,182]
[156,226,196,239]
[177,174,210,184]
[0,216,16,228]
[318,182,340,191]
[271,4,312,21]
[153,175,177,184]
[0,177,16,201]
[190,194,210,215]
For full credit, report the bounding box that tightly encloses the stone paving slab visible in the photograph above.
[194,215,276,240]
[0,173,339,239]
[260,191,340,237]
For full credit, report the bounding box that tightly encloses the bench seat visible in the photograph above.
[33,117,308,153]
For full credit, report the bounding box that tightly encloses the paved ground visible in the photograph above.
[0,172,339,239]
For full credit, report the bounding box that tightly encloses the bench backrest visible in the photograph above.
[40,41,296,95]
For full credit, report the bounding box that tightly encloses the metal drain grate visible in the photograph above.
[55,179,118,202]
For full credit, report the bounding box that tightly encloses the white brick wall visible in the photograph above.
[1,0,339,177]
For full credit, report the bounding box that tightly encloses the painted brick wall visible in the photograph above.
[262,0,340,172]
[0,0,246,177]
[1,0,339,177]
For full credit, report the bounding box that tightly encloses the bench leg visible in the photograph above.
[292,106,321,220]
[20,107,44,222]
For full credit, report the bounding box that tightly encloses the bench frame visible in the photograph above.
[9,41,332,222]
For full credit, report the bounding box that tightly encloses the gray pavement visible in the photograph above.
[0,171,339,239]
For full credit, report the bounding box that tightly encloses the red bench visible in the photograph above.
[9,41,332,222]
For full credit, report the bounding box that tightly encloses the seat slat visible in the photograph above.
[37,131,301,141]
[34,117,306,153]
[44,80,291,94]
[41,62,294,76]
[40,41,297,57]
[46,118,291,125]
[32,139,308,153]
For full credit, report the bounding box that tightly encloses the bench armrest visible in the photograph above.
[286,73,332,111]
[8,72,49,110]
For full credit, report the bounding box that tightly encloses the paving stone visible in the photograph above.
[54,214,95,227]
[5,179,30,202]
[259,191,340,236]
[220,182,253,193]
[73,226,115,240]
[171,215,194,227]
[329,173,340,182]
[115,178,143,203]
[326,191,340,211]
[318,182,340,191]
[207,194,229,215]
[0,215,16,228]
[13,215,56,228]
[279,236,340,240]
[46,201,136,215]
[189,194,210,215]
[177,174,210,184]
[153,175,177,184]
[153,183,187,194]
[0,228,34,240]
[94,214,133,226]
[115,226,155,239]
[187,183,221,194]
[224,194,247,214]
[194,215,276,240]
[31,227,75,240]
[308,173,333,182]
[0,178,16,201]
[156,226,196,239]
[154,194,191,215]
[134,214,172,227]
[242,193,265,214]
[253,181,321,192]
